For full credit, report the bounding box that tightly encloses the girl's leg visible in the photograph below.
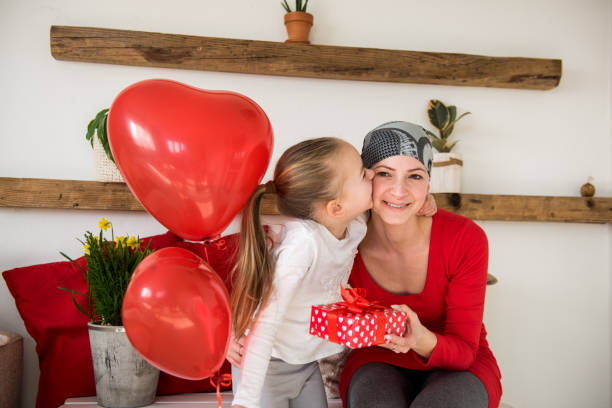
[259,358,322,408]
[290,361,328,408]
[410,371,488,408]
[346,362,425,408]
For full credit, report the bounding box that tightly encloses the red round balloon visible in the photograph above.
[108,79,273,241]
[122,247,231,380]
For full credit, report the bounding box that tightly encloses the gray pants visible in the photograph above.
[347,362,488,408]
[232,358,328,408]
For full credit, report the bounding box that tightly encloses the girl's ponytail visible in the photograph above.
[231,185,274,337]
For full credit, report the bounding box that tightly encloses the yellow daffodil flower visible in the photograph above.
[83,243,90,255]
[115,236,126,247]
[126,236,139,250]
[99,217,111,231]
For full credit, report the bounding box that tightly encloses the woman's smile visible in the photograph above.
[383,200,412,209]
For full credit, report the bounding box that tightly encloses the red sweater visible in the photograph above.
[339,209,502,408]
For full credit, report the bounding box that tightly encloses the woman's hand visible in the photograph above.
[379,304,437,359]
[226,333,246,367]
[417,194,437,216]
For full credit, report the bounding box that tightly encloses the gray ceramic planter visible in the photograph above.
[88,323,159,407]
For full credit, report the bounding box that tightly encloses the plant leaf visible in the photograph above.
[427,100,449,133]
[427,100,441,129]
[281,0,291,12]
[446,140,459,151]
[448,105,457,124]
[302,0,309,11]
[436,102,450,134]
[446,105,457,136]
[57,286,88,298]
[424,129,440,140]
[57,287,92,320]
[59,251,88,279]
[446,111,471,138]
[432,138,447,152]
[102,114,115,163]
[86,119,96,148]
[70,292,93,321]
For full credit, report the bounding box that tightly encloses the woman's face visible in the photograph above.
[370,155,430,224]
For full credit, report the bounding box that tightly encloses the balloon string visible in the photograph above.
[209,371,232,408]
[199,234,226,264]
[203,246,210,264]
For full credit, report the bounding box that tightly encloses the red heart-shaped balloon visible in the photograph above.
[108,79,273,240]
[122,247,231,380]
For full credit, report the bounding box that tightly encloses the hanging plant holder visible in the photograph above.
[430,152,463,193]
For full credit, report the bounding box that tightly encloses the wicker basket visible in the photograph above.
[0,331,22,408]
[93,138,124,182]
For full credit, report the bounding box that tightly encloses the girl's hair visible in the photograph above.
[231,137,346,337]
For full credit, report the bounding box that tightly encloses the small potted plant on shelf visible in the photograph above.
[86,108,124,182]
[424,99,471,193]
[59,218,158,408]
[282,0,313,44]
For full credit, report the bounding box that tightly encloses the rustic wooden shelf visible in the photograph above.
[50,25,562,90]
[1,178,609,223]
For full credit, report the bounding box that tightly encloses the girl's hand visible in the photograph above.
[226,333,246,367]
[417,194,437,216]
[379,304,437,359]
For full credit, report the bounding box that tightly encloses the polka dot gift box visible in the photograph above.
[309,286,407,349]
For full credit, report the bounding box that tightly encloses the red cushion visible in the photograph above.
[2,231,238,408]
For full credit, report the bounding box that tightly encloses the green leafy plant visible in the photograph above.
[281,0,309,12]
[58,218,153,326]
[86,108,115,163]
[425,99,471,153]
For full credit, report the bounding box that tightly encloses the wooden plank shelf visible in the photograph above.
[1,178,609,223]
[50,26,562,90]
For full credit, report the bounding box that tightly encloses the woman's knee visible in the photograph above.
[347,363,421,408]
[410,371,488,408]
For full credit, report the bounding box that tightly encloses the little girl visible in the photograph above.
[231,137,375,408]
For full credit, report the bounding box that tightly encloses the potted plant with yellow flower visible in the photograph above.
[59,218,158,408]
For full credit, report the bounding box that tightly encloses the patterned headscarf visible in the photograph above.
[361,121,433,174]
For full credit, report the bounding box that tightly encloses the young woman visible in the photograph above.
[341,121,501,408]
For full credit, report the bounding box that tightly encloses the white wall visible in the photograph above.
[1,1,610,407]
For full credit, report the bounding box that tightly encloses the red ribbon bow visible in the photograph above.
[338,285,386,313]
[209,371,232,408]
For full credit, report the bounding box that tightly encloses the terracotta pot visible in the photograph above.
[284,12,313,44]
